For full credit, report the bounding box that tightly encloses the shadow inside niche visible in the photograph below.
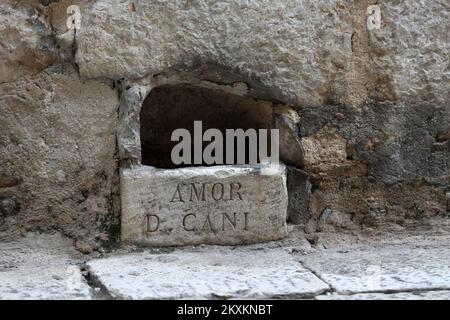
[140,84,277,168]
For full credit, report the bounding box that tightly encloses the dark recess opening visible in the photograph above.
[140,84,274,168]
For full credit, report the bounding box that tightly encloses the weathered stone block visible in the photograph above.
[274,106,304,168]
[120,164,288,246]
[75,0,354,107]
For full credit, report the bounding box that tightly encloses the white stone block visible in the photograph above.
[120,164,288,246]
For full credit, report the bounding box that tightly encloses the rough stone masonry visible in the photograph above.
[0,0,448,251]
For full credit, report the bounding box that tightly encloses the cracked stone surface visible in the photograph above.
[317,290,450,300]
[87,248,329,299]
[0,233,92,300]
[2,220,450,300]
[75,0,449,106]
[299,244,450,294]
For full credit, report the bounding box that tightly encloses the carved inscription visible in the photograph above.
[145,214,160,235]
[170,182,243,202]
[181,212,250,232]
[120,165,288,246]
[144,181,249,236]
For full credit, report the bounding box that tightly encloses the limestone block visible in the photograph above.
[121,164,288,246]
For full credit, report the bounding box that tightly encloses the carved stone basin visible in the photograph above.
[120,164,287,246]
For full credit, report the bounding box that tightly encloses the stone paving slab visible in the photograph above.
[87,248,329,299]
[2,228,450,300]
[299,245,450,294]
[317,290,450,300]
[0,233,92,300]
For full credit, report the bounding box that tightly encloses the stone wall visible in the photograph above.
[0,0,448,249]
